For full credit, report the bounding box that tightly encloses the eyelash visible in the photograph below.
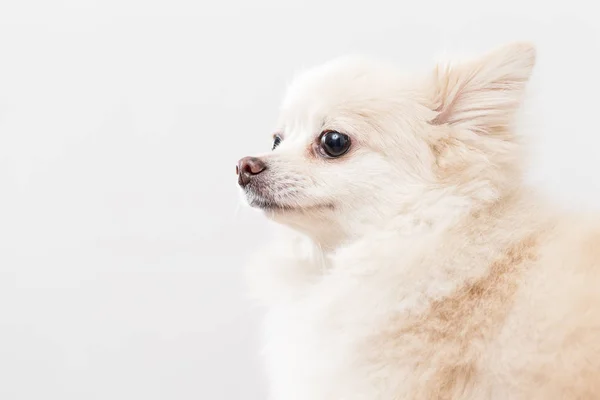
[272,135,282,150]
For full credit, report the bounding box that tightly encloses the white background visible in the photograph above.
[1,1,600,399]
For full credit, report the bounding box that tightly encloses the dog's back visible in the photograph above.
[344,195,600,399]
[484,210,600,399]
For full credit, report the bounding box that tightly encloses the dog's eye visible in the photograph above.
[272,135,282,150]
[319,131,351,158]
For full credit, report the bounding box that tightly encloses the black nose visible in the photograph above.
[236,156,267,187]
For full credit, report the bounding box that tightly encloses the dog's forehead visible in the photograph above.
[278,56,409,136]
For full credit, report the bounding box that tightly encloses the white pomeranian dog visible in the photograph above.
[236,43,600,399]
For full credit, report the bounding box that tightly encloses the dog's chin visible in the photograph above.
[246,193,333,214]
[248,197,295,212]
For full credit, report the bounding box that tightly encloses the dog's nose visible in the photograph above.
[236,156,267,187]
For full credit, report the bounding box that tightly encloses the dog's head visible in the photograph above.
[237,43,536,248]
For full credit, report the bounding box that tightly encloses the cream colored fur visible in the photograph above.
[241,43,600,399]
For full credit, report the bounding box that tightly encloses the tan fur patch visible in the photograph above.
[430,136,469,181]
[373,235,539,399]
[424,235,537,398]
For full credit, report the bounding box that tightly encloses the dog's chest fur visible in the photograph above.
[262,219,540,400]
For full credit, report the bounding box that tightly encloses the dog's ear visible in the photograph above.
[427,43,536,135]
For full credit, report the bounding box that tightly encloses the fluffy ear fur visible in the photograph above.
[428,43,536,136]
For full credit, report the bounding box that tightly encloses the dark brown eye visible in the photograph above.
[319,131,351,158]
[272,135,282,150]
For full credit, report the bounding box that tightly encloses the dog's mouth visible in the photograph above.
[244,186,333,213]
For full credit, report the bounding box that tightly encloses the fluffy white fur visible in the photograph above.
[239,43,600,399]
